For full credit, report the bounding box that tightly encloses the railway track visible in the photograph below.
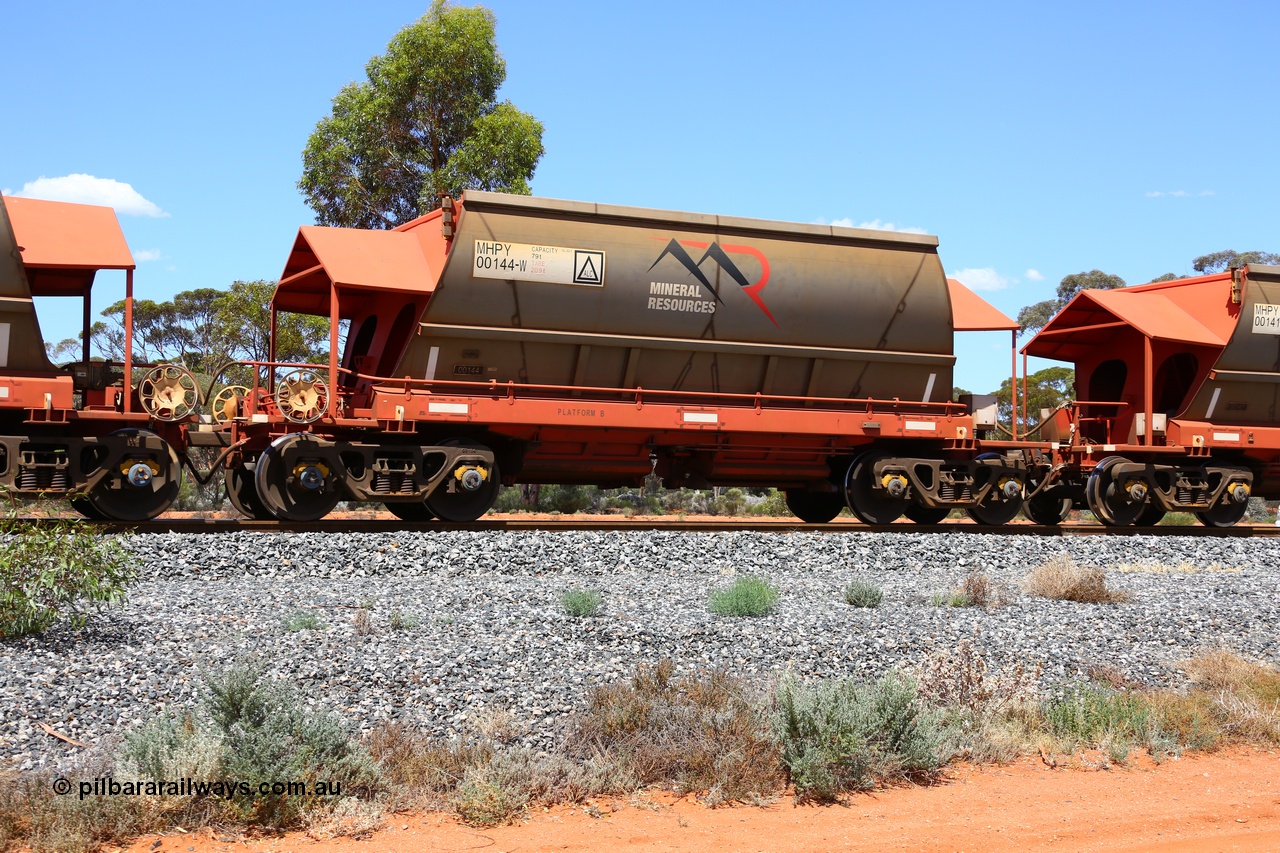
[9,516,1280,537]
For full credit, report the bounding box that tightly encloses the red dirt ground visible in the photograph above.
[117,748,1280,853]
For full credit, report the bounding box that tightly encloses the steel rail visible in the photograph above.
[7,517,1279,537]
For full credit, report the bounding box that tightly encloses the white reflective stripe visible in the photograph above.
[923,372,936,403]
[0,323,9,368]
[428,402,469,414]
[1205,387,1221,418]
[425,346,439,381]
[683,412,718,423]
[1103,444,1117,452]
[905,421,936,431]
[1213,432,1240,442]
[0,387,8,398]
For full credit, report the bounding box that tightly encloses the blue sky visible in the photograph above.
[3,0,1277,394]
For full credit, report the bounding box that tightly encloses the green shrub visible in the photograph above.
[561,588,603,618]
[749,488,791,517]
[454,773,527,827]
[1042,682,1155,748]
[388,608,419,631]
[708,575,779,617]
[203,665,373,827]
[283,610,325,631]
[0,516,136,637]
[773,672,946,802]
[843,580,883,608]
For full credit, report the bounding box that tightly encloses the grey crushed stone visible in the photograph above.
[2,529,1277,773]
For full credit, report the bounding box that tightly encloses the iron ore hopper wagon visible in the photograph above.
[234,192,1021,523]
[0,189,1275,528]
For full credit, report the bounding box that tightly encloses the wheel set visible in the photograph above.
[222,437,500,522]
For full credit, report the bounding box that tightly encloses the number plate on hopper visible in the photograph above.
[473,241,605,287]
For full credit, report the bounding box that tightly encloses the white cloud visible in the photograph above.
[949,267,1012,291]
[819,216,928,234]
[134,248,162,262]
[11,174,167,217]
[1145,189,1215,199]
[1025,269,1044,281]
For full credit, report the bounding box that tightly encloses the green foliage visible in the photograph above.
[119,665,375,830]
[388,609,419,631]
[0,517,136,638]
[283,610,325,632]
[299,0,544,228]
[842,579,883,608]
[560,588,603,618]
[1042,683,1154,747]
[1193,250,1280,274]
[454,775,526,827]
[708,575,780,617]
[1017,269,1126,337]
[992,365,1075,433]
[87,280,329,383]
[749,488,790,517]
[773,672,946,802]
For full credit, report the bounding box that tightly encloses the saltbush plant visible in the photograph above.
[773,672,946,802]
[0,516,136,638]
[561,588,603,618]
[708,575,780,617]
[121,664,375,828]
[283,610,325,631]
[843,579,883,608]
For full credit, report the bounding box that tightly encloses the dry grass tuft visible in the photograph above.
[564,660,781,805]
[1021,555,1132,603]
[916,641,1041,716]
[1114,561,1240,574]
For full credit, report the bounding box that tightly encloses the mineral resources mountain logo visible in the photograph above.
[648,238,777,326]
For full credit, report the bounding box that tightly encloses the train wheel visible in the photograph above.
[904,504,951,524]
[426,442,500,522]
[226,465,273,520]
[1084,456,1144,526]
[1137,504,1167,526]
[85,429,182,521]
[254,434,342,522]
[784,489,844,523]
[70,496,108,520]
[385,500,435,522]
[1195,498,1249,528]
[843,451,907,525]
[1023,492,1072,525]
[966,453,1023,526]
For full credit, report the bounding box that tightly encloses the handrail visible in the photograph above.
[355,372,967,416]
